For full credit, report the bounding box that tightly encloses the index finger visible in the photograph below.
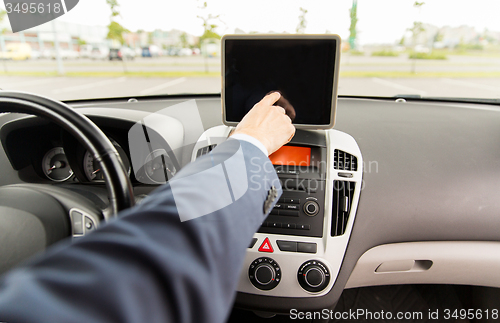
[258,92,281,106]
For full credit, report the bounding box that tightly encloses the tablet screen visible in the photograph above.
[223,36,338,127]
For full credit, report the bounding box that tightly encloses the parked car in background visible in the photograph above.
[40,49,52,59]
[166,48,180,56]
[90,46,110,60]
[179,48,193,56]
[30,50,42,60]
[141,45,160,57]
[109,47,135,61]
[79,45,93,59]
[49,49,80,60]
[0,43,32,60]
[141,46,152,57]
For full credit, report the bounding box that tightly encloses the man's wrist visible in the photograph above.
[230,133,269,156]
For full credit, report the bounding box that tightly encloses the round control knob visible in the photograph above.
[303,200,319,216]
[304,267,325,287]
[298,260,330,292]
[255,264,275,285]
[249,257,281,290]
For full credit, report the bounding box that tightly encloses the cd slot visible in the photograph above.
[280,179,320,193]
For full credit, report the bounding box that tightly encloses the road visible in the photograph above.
[0,55,499,101]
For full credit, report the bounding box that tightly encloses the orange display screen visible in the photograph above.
[269,146,311,166]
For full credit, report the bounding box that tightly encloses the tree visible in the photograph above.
[197,1,222,72]
[414,1,425,10]
[197,2,222,43]
[296,7,308,34]
[76,38,87,46]
[409,2,426,73]
[106,0,120,18]
[107,21,129,45]
[105,0,129,45]
[399,35,406,46]
[408,21,425,44]
[180,32,189,48]
[348,0,358,50]
[0,9,7,34]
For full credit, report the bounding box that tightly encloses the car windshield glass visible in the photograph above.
[0,0,499,101]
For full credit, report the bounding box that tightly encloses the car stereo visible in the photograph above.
[258,131,326,238]
[222,34,341,129]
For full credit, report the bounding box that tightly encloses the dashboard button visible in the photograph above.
[297,242,317,253]
[273,204,283,209]
[84,216,95,233]
[258,237,274,253]
[279,210,299,217]
[71,210,83,235]
[270,209,279,215]
[276,240,297,252]
[285,198,300,204]
[286,204,299,210]
[283,223,296,229]
[249,238,258,249]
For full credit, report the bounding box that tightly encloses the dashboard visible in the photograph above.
[1,95,500,313]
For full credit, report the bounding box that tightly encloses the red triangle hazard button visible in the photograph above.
[258,237,274,253]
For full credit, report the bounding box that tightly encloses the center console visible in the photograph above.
[192,126,363,299]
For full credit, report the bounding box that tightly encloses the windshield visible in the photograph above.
[0,0,499,101]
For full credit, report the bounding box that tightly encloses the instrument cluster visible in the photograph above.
[39,137,132,184]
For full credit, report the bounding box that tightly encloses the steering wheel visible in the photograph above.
[0,91,135,272]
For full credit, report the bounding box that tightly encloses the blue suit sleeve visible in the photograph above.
[0,139,281,323]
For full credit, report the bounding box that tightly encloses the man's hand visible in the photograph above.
[266,91,296,121]
[232,92,296,155]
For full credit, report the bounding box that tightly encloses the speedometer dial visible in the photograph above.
[83,139,131,181]
[144,149,177,184]
[42,147,73,182]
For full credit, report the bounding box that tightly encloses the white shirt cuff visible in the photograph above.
[230,134,269,156]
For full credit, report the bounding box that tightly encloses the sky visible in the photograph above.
[3,0,500,45]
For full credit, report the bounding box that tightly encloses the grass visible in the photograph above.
[408,52,447,60]
[347,50,365,56]
[371,50,399,57]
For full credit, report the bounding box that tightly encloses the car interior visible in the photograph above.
[1,2,500,322]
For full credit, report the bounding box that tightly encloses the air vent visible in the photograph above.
[196,144,217,159]
[334,149,357,171]
[331,180,355,236]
